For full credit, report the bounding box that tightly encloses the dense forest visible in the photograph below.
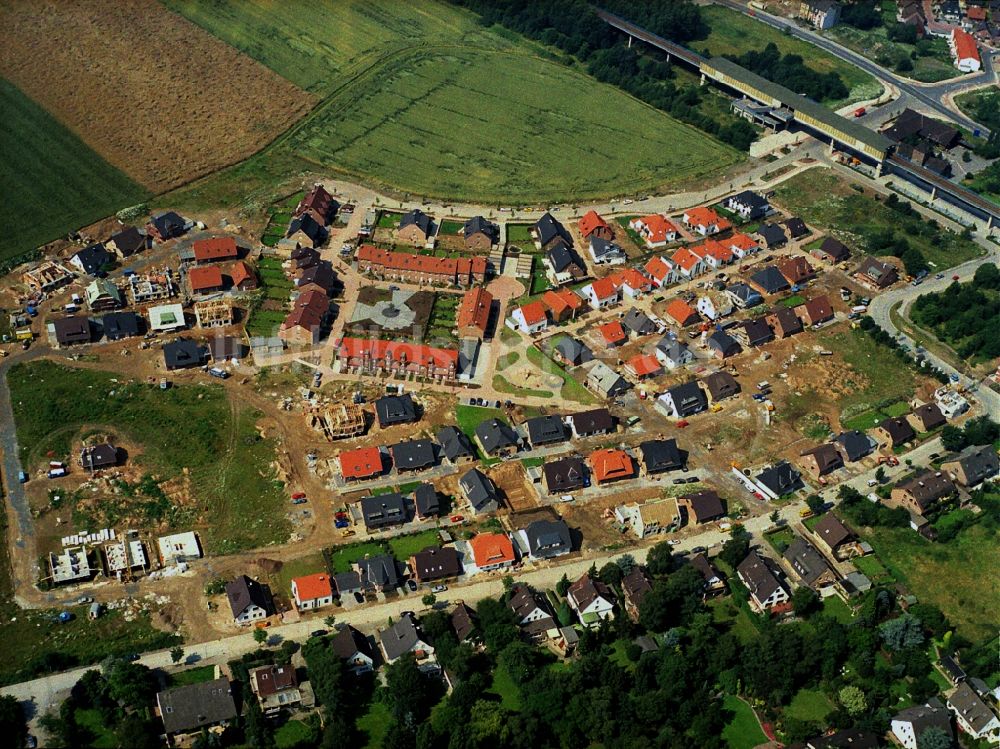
[911,262,1000,361]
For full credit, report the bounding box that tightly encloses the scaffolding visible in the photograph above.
[308,402,367,441]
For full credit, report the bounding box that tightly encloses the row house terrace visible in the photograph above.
[336,337,460,381]
[356,245,486,287]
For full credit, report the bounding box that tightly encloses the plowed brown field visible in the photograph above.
[0,0,314,192]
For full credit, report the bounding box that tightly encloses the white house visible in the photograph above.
[736,552,789,611]
[644,256,677,288]
[291,573,334,611]
[580,277,622,310]
[148,303,187,333]
[226,576,273,626]
[728,233,759,259]
[509,301,548,335]
[629,214,677,248]
[670,246,706,279]
[890,704,953,749]
[617,269,654,299]
[950,28,981,73]
[682,206,726,236]
[589,236,627,266]
[566,573,616,627]
[697,295,731,322]
[655,337,693,369]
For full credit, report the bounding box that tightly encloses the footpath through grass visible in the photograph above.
[0,78,148,265]
[163,0,740,211]
[7,360,289,553]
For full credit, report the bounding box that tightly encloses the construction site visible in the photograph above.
[307,401,368,441]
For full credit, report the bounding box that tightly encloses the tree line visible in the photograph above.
[911,262,1000,361]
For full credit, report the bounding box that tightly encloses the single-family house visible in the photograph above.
[638,439,683,475]
[520,519,572,560]
[756,223,787,250]
[798,0,841,29]
[616,498,680,538]
[106,226,147,258]
[469,532,516,572]
[508,584,556,641]
[460,468,500,514]
[811,513,856,560]
[598,320,628,348]
[360,493,409,531]
[767,307,803,338]
[658,380,708,418]
[567,408,615,438]
[374,393,418,428]
[670,246,706,279]
[409,546,462,583]
[890,703,954,749]
[836,430,875,462]
[474,418,519,457]
[226,575,274,626]
[683,206,728,236]
[799,443,844,479]
[545,242,588,285]
[664,298,699,327]
[655,337,693,369]
[413,483,440,520]
[85,278,123,311]
[589,448,635,484]
[630,214,678,248]
[542,456,588,494]
[748,265,790,295]
[737,550,790,611]
[948,683,1000,742]
[622,308,658,336]
[330,626,376,674]
[163,339,208,370]
[188,265,225,295]
[580,276,622,310]
[193,237,239,264]
[390,439,437,472]
[706,329,742,359]
[588,236,627,266]
[148,303,186,332]
[728,232,759,258]
[907,402,946,433]
[891,471,955,515]
[783,536,838,591]
[80,443,119,471]
[532,212,573,252]
[620,567,652,622]
[950,28,982,72]
[725,190,770,220]
[737,317,774,348]
[813,237,851,263]
[777,255,815,286]
[567,573,616,627]
[799,295,834,326]
[101,311,142,341]
[784,217,809,240]
[524,415,568,448]
[397,209,435,245]
[644,255,677,287]
[148,210,188,242]
[553,336,592,366]
[70,243,111,276]
[941,444,1000,487]
[463,216,499,250]
[726,282,763,309]
[697,294,732,322]
[586,361,630,398]
[451,603,478,642]
[626,353,663,380]
[855,256,898,288]
[291,573,333,611]
[356,554,401,592]
[691,553,726,596]
[338,446,385,481]
[510,301,548,335]
[678,490,726,524]
[157,678,236,741]
[702,370,741,402]
[756,461,804,499]
[542,287,585,322]
[378,614,435,664]
[579,210,613,240]
[875,416,916,449]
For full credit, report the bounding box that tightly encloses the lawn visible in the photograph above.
[7,361,289,553]
[696,6,880,107]
[168,664,217,687]
[842,399,910,432]
[492,373,554,399]
[773,171,981,272]
[722,694,767,749]
[357,700,392,749]
[487,665,523,711]
[785,688,835,723]
[0,78,148,266]
[455,404,505,458]
[162,0,740,211]
[506,224,534,246]
[74,708,117,749]
[273,552,328,600]
[526,345,596,404]
[326,541,385,574]
[821,596,856,625]
[275,719,320,749]
[818,328,923,428]
[764,527,795,554]
[861,524,1000,641]
[709,597,760,645]
[387,529,442,560]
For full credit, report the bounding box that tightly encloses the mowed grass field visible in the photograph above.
[696,6,880,106]
[0,79,148,264]
[163,0,741,209]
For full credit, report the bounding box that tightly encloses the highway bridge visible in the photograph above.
[597,9,1000,228]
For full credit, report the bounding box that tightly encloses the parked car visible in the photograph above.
[291,492,306,500]
[310,629,328,638]
[407,580,417,592]
[292,498,307,505]
[449,515,464,523]
[432,585,448,593]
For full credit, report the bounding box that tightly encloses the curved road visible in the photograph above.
[714,0,995,135]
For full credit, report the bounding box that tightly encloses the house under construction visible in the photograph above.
[195,298,234,328]
[128,267,177,304]
[308,402,367,440]
[102,532,150,582]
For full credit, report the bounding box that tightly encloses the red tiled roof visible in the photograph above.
[338,446,383,479]
[192,237,238,262]
[589,448,635,483]
[728,233,758,253]
[590,276,620,300]
[636,214,677,243]
[645,256,672,282]
[671,247,702,273]
[615,268,653,291]
[542,287,584,315]
[578,210,609,238]
[518,300,548,326]
[598,321,627,345]
[665,298,698,326]
[703,239,734,264]
[952,28,980,62]
[777,255,815,284]
[469,532,515,568]
[967,6,987,21]
[357,244,486,278]
[627,354,662,378]
[188,265,223,291]
[683,206,722,228]
[457,286,493,332]
[229,261,255,287]
[293,573,333,601]
[281,289,328,332]
[337,337,459,369]
[802,294,833,323]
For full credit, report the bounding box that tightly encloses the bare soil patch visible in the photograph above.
[0,0,314,192]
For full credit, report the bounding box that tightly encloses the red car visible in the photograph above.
[291,492,306,500]
[449,515,464,523]
[676,420,689,428]
[952,275,960,281]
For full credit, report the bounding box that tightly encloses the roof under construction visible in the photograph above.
[308,402,367,440]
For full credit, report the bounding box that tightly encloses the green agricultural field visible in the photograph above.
[696,6,880,106]
[773,170,981,271]
[162,0,740,211]
[0,79,148,265]
[7,361,289,553]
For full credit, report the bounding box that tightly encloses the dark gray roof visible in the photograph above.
[812,513,852,550]
[801,443,844,474]
[53,316,92,345]
[622,308,657,335]
[895,470,955,510]
[819,236,851,261]
[727,282,763,305]
[534,212,572,248]
[546,241,584,273]
[808,729,881,749]
[554,337,593,365]
[73,243,111,275]
[681,490,726,523]
[756,223,787,248]
[357,554,401,589]
[945,444,999,485]
[750,265,790,294]
[742,317,774,346]
[757,461,803,496]
[109,226,146,255]
[508,583,554,621]
[911,402,946,430]
[297,261,337,292]
[702,371,741,401]
[451,603,477,641]
[163,339,208,369]
[837,430,874,461]
[100,311,142,340]
[664,381,708,416]
[524,415,567,446]
[892,704,952,741]
[436,426,475,462]
[410,546,462,580]
[475,418,519,455]
[727,190,769,214]
[225,575,274,619]
[360,493,409,530]
[589,235,625,259]
[157,678,236,735]
[524,519,571,558]
[855,256,898,286]
[769,306,802,336]
[947,683,996,735]
[459,468,497,511]
[379,614,424,661]
[639,439,683,473]
[542,456,588,493]
[81,443,118,470]
[151,210,187,239]
[333,571,362,594]
[568,408,614,435]
[287,213,326,243]
[208,335,248,361]
[737,551,785,603]
[399,209,433,236]
[707,330,741,356]
[330,625,374,662]
[878,416,915,445]
[413,483,439,517]
[375,393,417,427]
[783,537,834,587]
[784,217,808,238]
[463,216,498,242]
[390,439,437,471]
